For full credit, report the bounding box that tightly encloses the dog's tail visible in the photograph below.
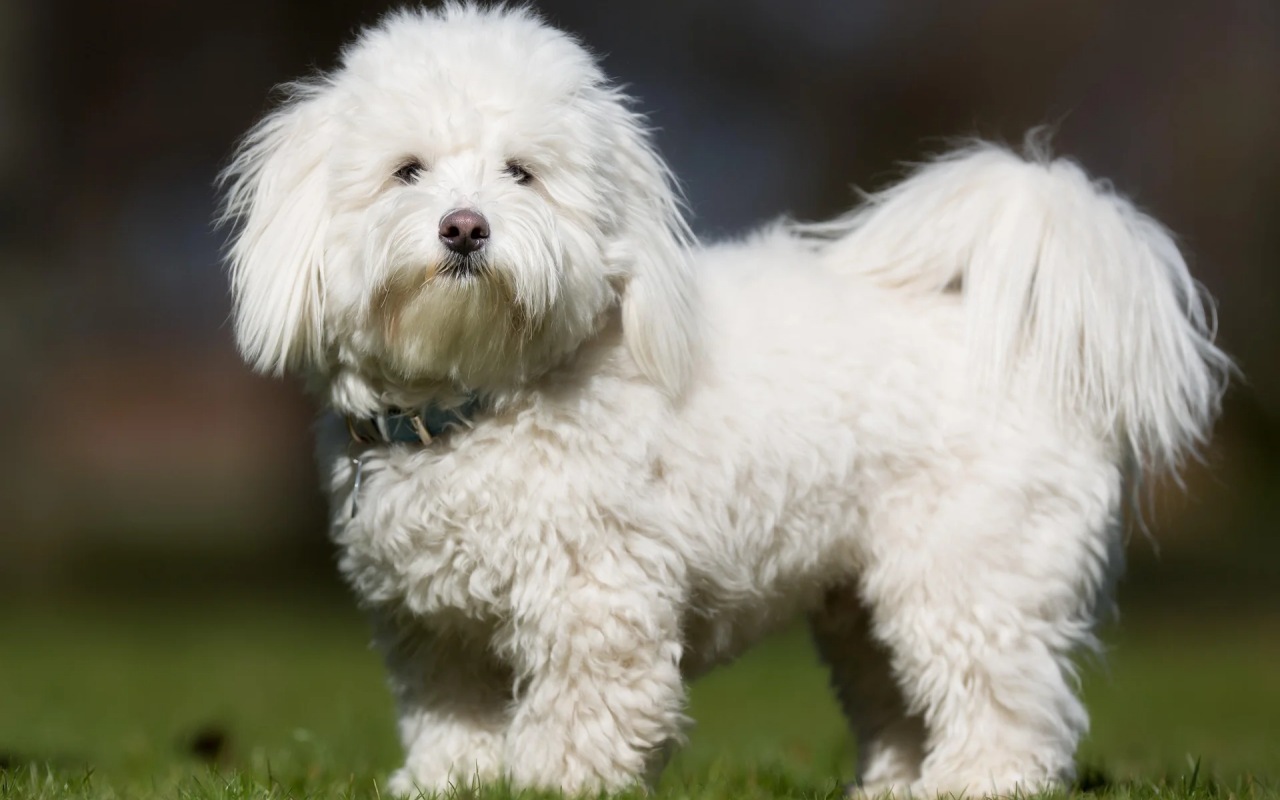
[802,139,1231,474]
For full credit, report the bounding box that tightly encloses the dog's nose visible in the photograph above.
[439,209,490,255]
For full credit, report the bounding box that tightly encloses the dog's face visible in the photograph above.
[222,6,696,399]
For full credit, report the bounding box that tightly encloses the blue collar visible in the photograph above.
[345,396,483,445]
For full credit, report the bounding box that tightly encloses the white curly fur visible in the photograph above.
[220,5,1229,797]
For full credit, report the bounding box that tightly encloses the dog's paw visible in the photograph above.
[386,768,431,799]
[847,780,913,799]
[385,769,418,798]
[384,767,478,799]
[898,773,1064,798]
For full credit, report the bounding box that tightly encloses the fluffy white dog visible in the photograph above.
[221,4,1230,797]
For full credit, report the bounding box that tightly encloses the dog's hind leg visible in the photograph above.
[373,614,513,797]
[855,449,1124,797]
[811,584,925,796]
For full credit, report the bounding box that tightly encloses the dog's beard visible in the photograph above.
[372,252,535,385]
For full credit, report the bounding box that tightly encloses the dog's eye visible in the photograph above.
[393,159,425,184]
[504,161,533,186]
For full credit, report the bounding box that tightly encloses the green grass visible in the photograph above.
[0,595,1276,799]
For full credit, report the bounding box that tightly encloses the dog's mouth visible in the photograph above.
[437,252,487,280]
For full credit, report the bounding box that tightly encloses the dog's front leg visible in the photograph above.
[500,567,686,794]
[373,613,513,797]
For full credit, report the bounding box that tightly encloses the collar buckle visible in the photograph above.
[344,398,480,447]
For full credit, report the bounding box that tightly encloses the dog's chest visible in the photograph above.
[323,416,656,627]
[328,449,526,624]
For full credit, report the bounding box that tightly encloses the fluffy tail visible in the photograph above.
[804,141,1231,473]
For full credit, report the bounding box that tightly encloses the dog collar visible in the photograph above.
[345,396,483,446]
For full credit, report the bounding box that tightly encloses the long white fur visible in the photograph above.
[803,142,1230,472]
[219,82,334,375]
[221,5,1230,798]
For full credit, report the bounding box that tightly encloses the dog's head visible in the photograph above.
[220,5,696,399]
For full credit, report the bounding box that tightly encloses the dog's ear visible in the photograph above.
[605,103,699,397]
[218,83,333,375]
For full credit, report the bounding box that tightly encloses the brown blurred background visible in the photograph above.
[1,0,1276,612]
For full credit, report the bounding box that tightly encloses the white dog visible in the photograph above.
[221,4,1229,797]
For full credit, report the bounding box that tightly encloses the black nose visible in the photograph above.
[439,209,490,255]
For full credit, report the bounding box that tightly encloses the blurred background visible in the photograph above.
[0,0,1277,790]
[4,0,1277,611]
